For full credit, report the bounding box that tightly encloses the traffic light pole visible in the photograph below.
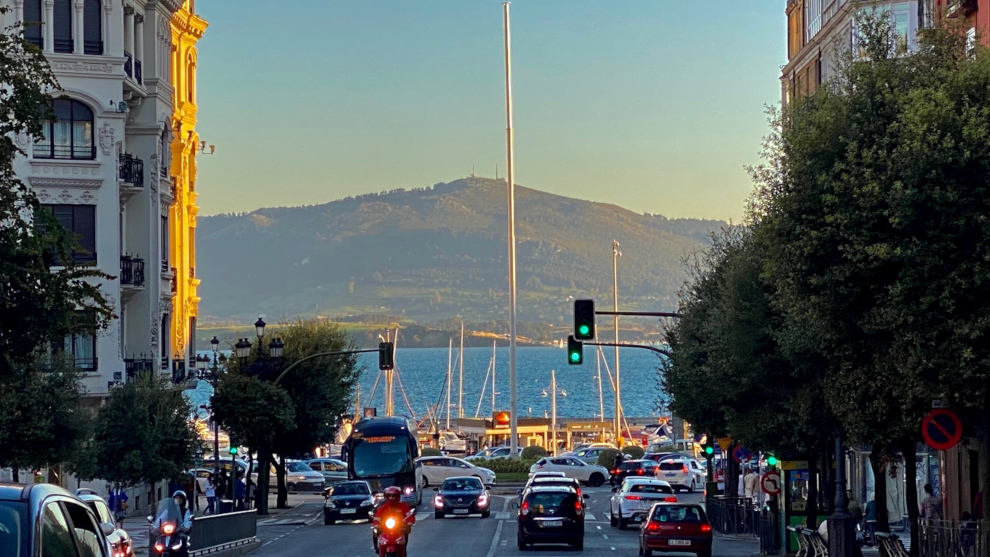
[270,348,380,386]
[581,341,672,358]
[594,310,683,318]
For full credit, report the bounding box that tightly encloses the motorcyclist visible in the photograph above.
[152,490,193,556]
[372,486,415,551]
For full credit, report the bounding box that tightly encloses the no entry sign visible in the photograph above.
[761,471,781,496]
[921,408,962,451]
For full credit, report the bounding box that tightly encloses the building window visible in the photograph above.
[23,0,43,48]
[186,60,195,103]
[83,0,103,55]
[53,0,73,53]
[41,204,97,265]
[34,99,95,160]
[62,311,98,371]
[805,0,823,43]
[161,215,169,271]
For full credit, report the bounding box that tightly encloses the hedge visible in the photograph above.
[622,445,645,459]
[420,447,442,457]
[468,458,539,473]
[521,446,548,460]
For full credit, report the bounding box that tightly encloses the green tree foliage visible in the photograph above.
[83,373,200,499]
[621,445,645,459]
[420,447,442,457]
[521,446,547,460]
[212,373,295,455]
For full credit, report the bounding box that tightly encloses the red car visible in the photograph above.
[638,502,712,557]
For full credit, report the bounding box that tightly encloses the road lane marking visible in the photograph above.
[603,534,609,540]
[485,497,510,557]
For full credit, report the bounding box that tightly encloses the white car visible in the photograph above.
[417,456,496,487]
[464,446,520,461]
[608,478,677,529]
[438,431,468,453]
[573,446,612,465]
[655,458,704,492]
[528,456,609,486]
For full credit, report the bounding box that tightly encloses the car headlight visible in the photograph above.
[325,501,336,509]
[360,499,373,506]
[403,486,415,496]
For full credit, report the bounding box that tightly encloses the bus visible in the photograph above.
[342,416,423,506]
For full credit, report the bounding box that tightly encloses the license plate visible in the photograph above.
[541,520,563,528]
[668,540,691,546]
[340,509,356,515]
[664,473,678,478]
[453,509,469,514]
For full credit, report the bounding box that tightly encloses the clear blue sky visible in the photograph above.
[194,1,786,222]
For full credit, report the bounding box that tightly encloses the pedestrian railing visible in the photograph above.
[917,518,988,557]
[189,509,257,555]
[759,509,781,553]
[706,496,760,535]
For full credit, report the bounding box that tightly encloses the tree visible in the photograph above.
[82,373,200,509]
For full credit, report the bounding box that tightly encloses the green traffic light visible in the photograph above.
[578,324,590,336]
[705,446,714,455]
[569,351,580,362]
[767,455,778,466]
[229,447,238,455]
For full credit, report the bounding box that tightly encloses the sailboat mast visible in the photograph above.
[491,340,496,414]
[550,369,557,454]
[446,338,453,430]
[458,322,465,418]
[596,348,605,442]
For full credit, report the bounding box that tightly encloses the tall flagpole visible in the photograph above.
[503,1,519,456]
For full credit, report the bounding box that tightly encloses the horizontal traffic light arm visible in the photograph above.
[271,348,380,385]
[581,341,672,358]
[594,310,683,318]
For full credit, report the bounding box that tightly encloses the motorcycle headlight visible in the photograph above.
[385,517,397,530]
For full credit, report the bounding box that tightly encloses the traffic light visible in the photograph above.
[700,435,715,460]
[766,453,778,467]
[378,342,394,370]
[229,446,238,456]
[574,299,595,340]
[567,335,583,365]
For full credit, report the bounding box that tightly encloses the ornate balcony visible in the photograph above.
[120,255,145,289]
[119,153,144,188]
[124,357,154,380]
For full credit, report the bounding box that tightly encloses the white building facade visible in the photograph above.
[3,0,184,396]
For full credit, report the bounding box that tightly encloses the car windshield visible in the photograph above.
[652,505,705,523]
[287,462,310,473]
[333,483,370,496]
[352,437,413,477]
[0,501,27,557]
[442,478,482,491]
[629,483,673,494]
[619,462,641,470]
[659,461,686,471]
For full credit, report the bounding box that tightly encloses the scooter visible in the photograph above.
[372,511,415,557]
[148,518,189,557]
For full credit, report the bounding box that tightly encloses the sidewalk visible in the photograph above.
[713,532,762,556]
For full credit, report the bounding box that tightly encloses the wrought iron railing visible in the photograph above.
[124,357,154,379]
[124,51,133,78]
[918,518,988,557]
[707,496,761,536]
[119,255,145,287]
[119,153,144,186]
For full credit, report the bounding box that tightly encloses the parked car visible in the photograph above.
[433,476,490,519]
[529,456,609,487]
[465,446,520,461]
[655,459,704,492]
[573,446,612,465]
[304,458,348,484]
[0,482,115,557]
[285,460,327,492]
[610,459,660,486]
[323,480,375,525]
[438,431,468,454]
[517,485,585,550]
[608,478,676,529]
[75,489,134,557]
[417,456,496,487]
[638,502,713,557]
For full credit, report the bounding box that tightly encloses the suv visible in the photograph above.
[0,482,114,557]
[517,486,585,550]
[656,459,702,492]
[610,459,660,486]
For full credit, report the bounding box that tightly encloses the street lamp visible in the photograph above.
[234,338,251,361]
[269,337,284,359]
[210,336,220,356]
[254,317,266,339]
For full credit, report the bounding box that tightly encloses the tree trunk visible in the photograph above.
[902,441,920,557]
[807,451,819,528]
[275,455,288,509]
[871,446,890,532]
[11,468,18,483]
[256,449,270,515]
[821,445,833,515]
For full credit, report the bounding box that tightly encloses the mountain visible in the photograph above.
[195,178,724,327]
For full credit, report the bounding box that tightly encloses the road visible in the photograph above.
[251,486,762,557]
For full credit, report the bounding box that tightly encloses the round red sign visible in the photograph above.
[921,408,963,451]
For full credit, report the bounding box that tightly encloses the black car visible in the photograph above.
[610,459,659,485]
[0,482,114,557]
[434,476,490,519]
[517,485,585,551]
[518,476,584,505]
[323,481,375,525]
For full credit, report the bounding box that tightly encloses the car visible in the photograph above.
[75,489,135,557]
[304,458,348,484]
[0,482,115,557]
[610,459,660,485]
[529,456,609,487]
[323,480,375,525]
[284,460,327,492]
[433,476,491,519]
[417,456,496,487]
[517,485,585,551]
[465,446,520,461]
[438,431,468,453]
[608,478,677,529]
[655,459,703,493]
[638,502,713,557]
[573,446,612,465]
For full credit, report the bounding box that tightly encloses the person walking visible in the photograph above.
[743,467,760,504]
[920,483,942,520]
[107,485,128,529]
[234,472,246,510]
[204,475,216,515]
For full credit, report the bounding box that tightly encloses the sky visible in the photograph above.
[193,1,787,222]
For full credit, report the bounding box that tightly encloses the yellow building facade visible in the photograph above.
[169,1,207,366]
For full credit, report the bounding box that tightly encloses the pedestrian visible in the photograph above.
[864,495,878,546]
[744,467,760,504]
[234,472,246,510]
[106,484,128,529]
[215,471,228,512]
[204,475,216,515]
[959,511,976,556]
[245,476,255,509]
[920,483,942,520]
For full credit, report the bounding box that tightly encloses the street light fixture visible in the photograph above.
[234,338,251,360]
[210,336,220,355]
[269,337,284,359]
[254,317,266,339]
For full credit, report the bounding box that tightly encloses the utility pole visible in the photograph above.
[458,322,464,418]
[491,340,497,414]
[612,240,621,446]
[596,348,605,443]
[385,331,394,416]
[503,1,520,458]
[550,369,557,455]
[445,338,452,430]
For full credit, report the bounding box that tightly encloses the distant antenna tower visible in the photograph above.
[495,163,499,180]
[471,164,476,178]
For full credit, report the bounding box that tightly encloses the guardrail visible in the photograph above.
[918,518,987,557]
[189,509,257,555]
[707,496,760,535]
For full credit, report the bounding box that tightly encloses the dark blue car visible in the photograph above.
[433,476,490,519]
[323,481,375,525]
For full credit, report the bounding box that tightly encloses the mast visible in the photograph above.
[458,322,465,418]
[491,340,497,414]
[446,338,453,430]
[596,348,605,442]
[550,369,557,455]
[612,240,621,445]
[385,329,395,416]
[502,0,520,457]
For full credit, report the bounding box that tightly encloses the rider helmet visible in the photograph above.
[383,486,401,502]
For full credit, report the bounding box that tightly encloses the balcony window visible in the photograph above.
[40,204,97,266]
[61,311,97,371]
[53,0,72,53]
[34,99,95,160]
[23,0,43,48]
[83,0,103,54]
[120,255,145,287]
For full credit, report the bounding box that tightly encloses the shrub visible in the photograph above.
[469,458,539,474]
[598,448,621,468]
[420,447,442,457]
[622,445,645,459]
[521,446,547,460]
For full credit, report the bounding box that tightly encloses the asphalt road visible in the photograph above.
[251,487,762,557]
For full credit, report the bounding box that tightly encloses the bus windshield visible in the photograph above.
[352,436,413,477]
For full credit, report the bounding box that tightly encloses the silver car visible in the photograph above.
[609,478,677,529]
[76,489,134,556]
[285,460,327,492]
[304,458,348,484]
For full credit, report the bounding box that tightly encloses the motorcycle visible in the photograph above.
[372,510,414,557]
[147,517,189,557]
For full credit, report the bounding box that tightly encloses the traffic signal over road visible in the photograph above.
[700,435,715,460]
[378,342,395,370]
[567,335,583,365]
[574,299,595,340]
[766,453,778,467]
[229,446,238,455]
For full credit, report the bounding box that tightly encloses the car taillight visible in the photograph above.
[478,493,489,507]
[682,465,689,474]
[664,496,678,502]
[520,501,530,516]
[700,523,712,533]
[624,495,641,500]
[646,522,661,532]
[611,469,618,475]
[574,501,583,515]
[434,495,444,507]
